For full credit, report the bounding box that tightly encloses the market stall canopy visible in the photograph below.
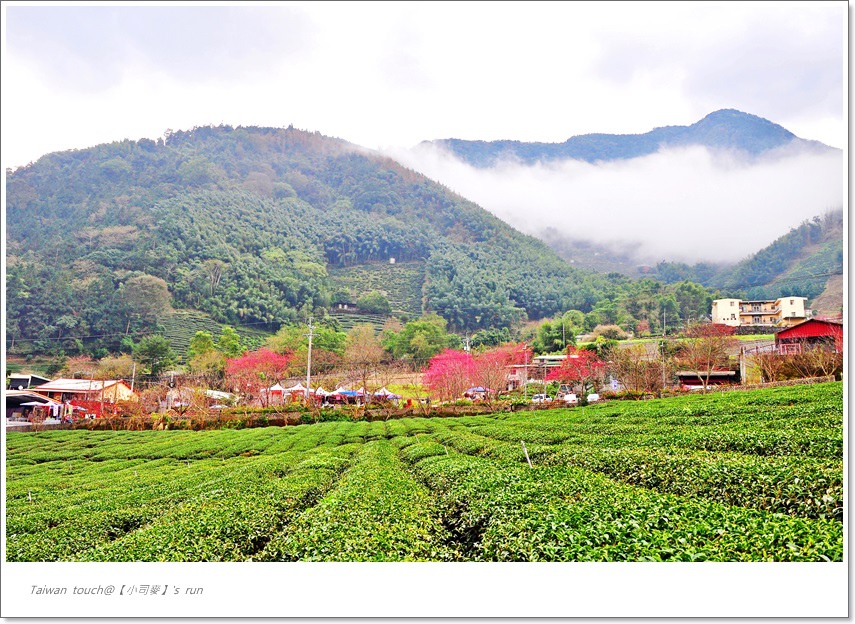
[333,387,364,397]
[373,387,402,399]
[283,383,313,393]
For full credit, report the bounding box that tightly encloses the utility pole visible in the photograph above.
[661,308,666,394]
[523,344,529,400]
[305,316,315,402]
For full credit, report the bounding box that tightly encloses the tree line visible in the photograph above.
[8,123,776,363]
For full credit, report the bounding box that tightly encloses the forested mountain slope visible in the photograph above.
[652,210,844,313]
[424,109,837,167]
[711,211,844,304]
[6,125,611,355]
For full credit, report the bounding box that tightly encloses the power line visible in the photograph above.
[719,270,843,291]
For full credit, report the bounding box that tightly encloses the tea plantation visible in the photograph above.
[5,383,843,562]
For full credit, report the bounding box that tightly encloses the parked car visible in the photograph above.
[531,393,552,404]
[587,393,600,403]
[563,393,578,405]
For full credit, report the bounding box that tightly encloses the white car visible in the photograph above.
[587,393,600,403]
[531,394,552,404]
[562,393,578,405]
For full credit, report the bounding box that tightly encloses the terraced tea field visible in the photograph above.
[328,260,425,317]
[158,310,272,357]
[5,383,843,562]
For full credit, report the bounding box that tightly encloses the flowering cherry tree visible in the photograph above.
[472,343,526,404]
[423,349,476,401]
[424,344,527,403]
[225,348,293,406]
[545,346,607,394]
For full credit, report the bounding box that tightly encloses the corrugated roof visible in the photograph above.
[32,378,128,393]
[776,318,844,340]
[5,390,63,405]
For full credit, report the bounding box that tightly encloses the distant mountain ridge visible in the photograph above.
[5,114,842,360]
[423,109,837,167]
[5,124,620,356]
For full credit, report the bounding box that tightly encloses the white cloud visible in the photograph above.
[1,0,845,201]
[390,142,843,264]
[0,2,845,284]
[4,6,313,91]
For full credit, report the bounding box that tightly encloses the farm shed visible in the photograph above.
[775,319,843,354]
[5,390,62,420]
[7,373,52,390]
[676,370,738,388]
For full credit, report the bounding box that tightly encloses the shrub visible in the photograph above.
[356,291,392,315]
[592,324,631,340]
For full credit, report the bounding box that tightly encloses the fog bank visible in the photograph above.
[389,143,843,264]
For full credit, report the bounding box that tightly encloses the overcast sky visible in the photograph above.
[2,1,847,261]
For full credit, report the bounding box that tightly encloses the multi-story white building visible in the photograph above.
[711,297,808,328]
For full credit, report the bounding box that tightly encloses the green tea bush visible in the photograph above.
[6,382,842,562]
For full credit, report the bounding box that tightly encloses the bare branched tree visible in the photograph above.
[677,323,737,393]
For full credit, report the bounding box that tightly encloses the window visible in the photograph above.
[730,301,735,306]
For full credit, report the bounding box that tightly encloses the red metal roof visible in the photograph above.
[775,319,843,341]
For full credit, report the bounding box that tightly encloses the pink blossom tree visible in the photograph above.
[546,346,607,395]
[422,349,476,402]
[225,348,293,407]
[472,343,526,405]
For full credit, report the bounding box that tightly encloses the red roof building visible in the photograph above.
[775,319,843,354]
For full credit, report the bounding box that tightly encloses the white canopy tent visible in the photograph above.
[283,382,313,394]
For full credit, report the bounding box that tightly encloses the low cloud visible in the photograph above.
[6,6,312,92]
[389,143,843,265]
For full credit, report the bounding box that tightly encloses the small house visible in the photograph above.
[31,378,136,417]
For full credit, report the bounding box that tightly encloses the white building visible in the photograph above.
[711,297,808,328]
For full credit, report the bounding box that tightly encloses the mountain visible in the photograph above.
[418,109,843,312]
[652,210,844,315]
[5,125,613,357]
[422,109,837,167]
[709,210,844,310]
